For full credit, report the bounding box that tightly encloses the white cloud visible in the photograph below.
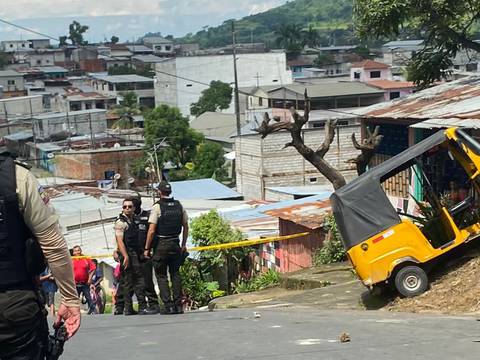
[1,0,167,20]
[1,1,287,20]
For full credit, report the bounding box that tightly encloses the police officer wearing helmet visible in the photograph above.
[132,196,160,314]
[114,197,155,315]
[144,181,188,315]
[0,151,81,359]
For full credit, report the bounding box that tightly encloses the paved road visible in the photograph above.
[62,308,480,360]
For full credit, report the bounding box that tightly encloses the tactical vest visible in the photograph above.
[135,210,150,249]
[155,198,183,238]
[118,214,140,251]
[0,156,31,288]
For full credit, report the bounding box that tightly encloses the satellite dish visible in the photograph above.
[128,177,135,184]
[47,153,55,159]
[113,143,121,148]
[113,173,121,180]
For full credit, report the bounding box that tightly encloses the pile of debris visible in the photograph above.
[389,249,480,314]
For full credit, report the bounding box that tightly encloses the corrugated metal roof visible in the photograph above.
[34,109,106,120]
[3,130,33,141]
[169,179,242,200]
[361,76,480,120]
[266,186,333,197]
[410,118,480,129]
[268,82,384,100]
[50,192,106,215]
[35,142,64,151]
[91,74,153,83]
[383,40,423,48]
[263,199,331,229]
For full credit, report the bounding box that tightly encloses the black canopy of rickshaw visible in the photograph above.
[330,130,447,250]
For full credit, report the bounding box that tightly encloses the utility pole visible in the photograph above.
[29,98,37,163]
[232,21,241,136]
[3,101,10,135]
[88,112,95,148]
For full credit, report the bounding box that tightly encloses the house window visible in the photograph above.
[354,72,360,79]
[370,71,381,78]
[259,97,263,106]
[108,84,114,91]
[467,63,478,71]
[272,79,278,82]
[21,43,25,47]
[7,80,15,85]
[165,46,171,51]
[309,177,318,183]
[155,46,162,51]
[36,60,42,65]
[389,91,400,100]
[186,84,192,87]
[9,44,13,48]
[46,59,50,64]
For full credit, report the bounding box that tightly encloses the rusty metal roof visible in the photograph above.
[263,199,331,230]
[360,76,480,121]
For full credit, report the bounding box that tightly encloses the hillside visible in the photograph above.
[178,0,354,49]
[389,245,480,314]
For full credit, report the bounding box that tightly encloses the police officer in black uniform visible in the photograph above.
[144,181,188,315]
[132,196,160,314]
[0,151,81,358]
[114,198,154,315]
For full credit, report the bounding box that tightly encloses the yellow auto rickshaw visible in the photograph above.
[331,128,480,297]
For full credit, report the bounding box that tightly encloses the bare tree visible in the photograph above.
[254,91,382,190]
[347,126,383,176]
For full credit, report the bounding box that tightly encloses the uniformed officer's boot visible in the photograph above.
[114,307,124,315]
[124,306,138,316]
[174,305,184,314]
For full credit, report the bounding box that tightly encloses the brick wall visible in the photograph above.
[54,149,143,180]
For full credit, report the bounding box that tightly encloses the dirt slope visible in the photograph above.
[389,249,480,314]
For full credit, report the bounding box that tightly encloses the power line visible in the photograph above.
[0,17,60,42]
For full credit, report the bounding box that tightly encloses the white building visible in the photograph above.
[143,37,174,57]
[155,52,293,117]
[1,40,30,53]
[33,109,108,140]
[0,70,25,92]
[0,95,44,120]
[90,74,155,108]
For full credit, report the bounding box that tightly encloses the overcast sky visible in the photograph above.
[0,1,287,42]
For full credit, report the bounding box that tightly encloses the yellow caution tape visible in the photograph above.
[72,231,310,259]
[188,232,310,252]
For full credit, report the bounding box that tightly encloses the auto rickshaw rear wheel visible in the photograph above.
[394,265,428,297]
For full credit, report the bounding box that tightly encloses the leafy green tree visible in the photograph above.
[68,21,89,46]
[110,36,120,44]
[354,0,480,87]
[313,53,335,67]
[59,36,68,46]
[112,92,141,129]
[275,23,305,58]
[190,142,227,180]
[108,65,136,76]
[190,210,251,291]
[303,24,320,48]
[190,81,232,117]
[144,105,204,167]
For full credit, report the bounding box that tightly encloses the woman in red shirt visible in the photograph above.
[72,245,96,314]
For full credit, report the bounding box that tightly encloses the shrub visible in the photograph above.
[234,269,280,294]
[314,215,346,265]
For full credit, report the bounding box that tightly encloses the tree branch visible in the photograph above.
[347,126,383,176]
[254,90,347,190]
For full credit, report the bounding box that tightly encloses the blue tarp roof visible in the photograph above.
[167,179,242,200]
